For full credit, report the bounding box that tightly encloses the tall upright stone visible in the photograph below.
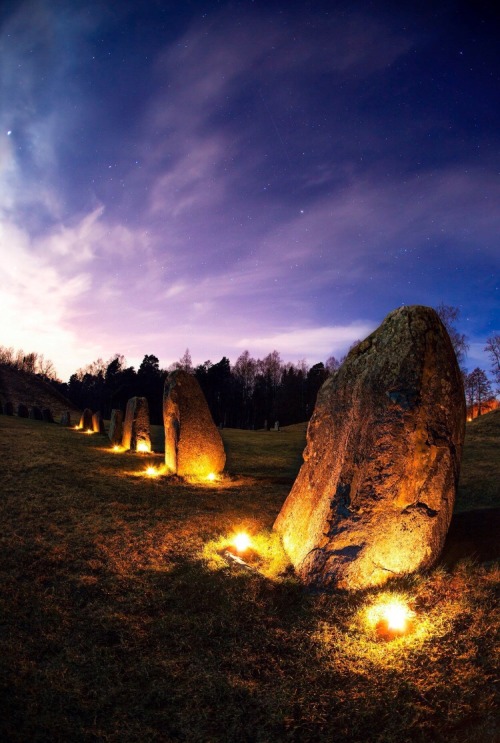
[163,369,226,478]
[274,305,466,590]
[92,411,105,434]
[122,397,151,452]
[17,403,29,418]
[4,401,14,415]
[79,408,93,431]
[42,408,54,423]
[108,409,123,445]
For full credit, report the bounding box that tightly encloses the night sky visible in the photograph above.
[1,0,499,381]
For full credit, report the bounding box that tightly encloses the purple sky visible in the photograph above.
[1,0,499,381]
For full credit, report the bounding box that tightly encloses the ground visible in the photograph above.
[0,413,498,742]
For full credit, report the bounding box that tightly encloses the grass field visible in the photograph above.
[0,413,498,742]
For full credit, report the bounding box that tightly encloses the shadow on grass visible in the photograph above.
[441,508,500,567]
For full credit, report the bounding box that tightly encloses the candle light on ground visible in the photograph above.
[232,532,251,554]
[365,594,416,639]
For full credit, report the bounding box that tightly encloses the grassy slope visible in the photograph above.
[0,415,498,742]
[0,366,81,421]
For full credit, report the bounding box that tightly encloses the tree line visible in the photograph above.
[1,306,499,427]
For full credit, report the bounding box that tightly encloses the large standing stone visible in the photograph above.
[42,408,54,423]
[79,408,93,431]
[122,397,151,452]
[108,409,123,445]
[17,403,29,418]
[92,411,105,434]
[163,370,226,478]
[274,305,466,590]
[4,401,14,415]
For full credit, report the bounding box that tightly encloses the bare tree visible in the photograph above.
[485,334,500,392]
[435,303,469,367]
[170,348,193,373]
[464,367,493,418]
[234,350,257,397]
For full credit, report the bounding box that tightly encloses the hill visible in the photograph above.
[0,365,80,421]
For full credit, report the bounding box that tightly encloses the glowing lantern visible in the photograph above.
[232,532,251,554]
[85,429,93,435]
[206,472,216,482]
[145,466,159,477]
[136,440,151,453]
[366,595,415,639]
[112,445,121,452]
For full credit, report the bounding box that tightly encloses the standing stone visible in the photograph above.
[274,305,466,591]
[4,401,14,415]
[92,411,106,434]
[108,409,123,445]
[42,408,54,423]
[17,403,29,418]
[163,369,225,478]
[79,408,93,431]
[274,421,280,431]
[60,411,71,427]
[122,397,151,452]
[29,406,43,421]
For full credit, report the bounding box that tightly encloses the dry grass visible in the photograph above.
[0,414,498,742]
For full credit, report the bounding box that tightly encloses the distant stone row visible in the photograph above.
[75,369,226,479]
[0,401,55,422]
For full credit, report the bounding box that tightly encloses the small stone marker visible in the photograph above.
[122,397,151,452]
[4,401,14,415]
[274,420,280,431]
[42,408,54,423]
[60,412,71,427]
[29,406,43,421]
[92,411,105,434]
[79,408,93,430]
[274,305,466,590]
[108,409,123,445]
[163,369,226,477]
[17,403,29,418]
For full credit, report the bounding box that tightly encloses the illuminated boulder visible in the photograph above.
[163,369,225,478]
[17,403,29,418]
[92,411,105,434]
[122,397,151,452]
[108,409,123,445]
[79,408,93,430]
[274,305,466,590]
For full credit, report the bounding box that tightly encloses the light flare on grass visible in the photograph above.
[232,532,251,553]
[85,429,93,435]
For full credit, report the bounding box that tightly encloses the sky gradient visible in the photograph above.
[1,0,499,381]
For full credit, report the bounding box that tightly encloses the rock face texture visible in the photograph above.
[274,305,466,590]
[163,370,226,478]
[108,409,123,445]
[79,408,93,431]
[122,397,151,452]
[92,411,105,434]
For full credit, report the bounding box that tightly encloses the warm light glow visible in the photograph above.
[145,466,159,477]
[74,425,79,430]
[232,532,251,553]
[85,429,93,434]
[136,441,151,453]
[383,602,410,632]
[206,472,216,481]
[366,595,415,638]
